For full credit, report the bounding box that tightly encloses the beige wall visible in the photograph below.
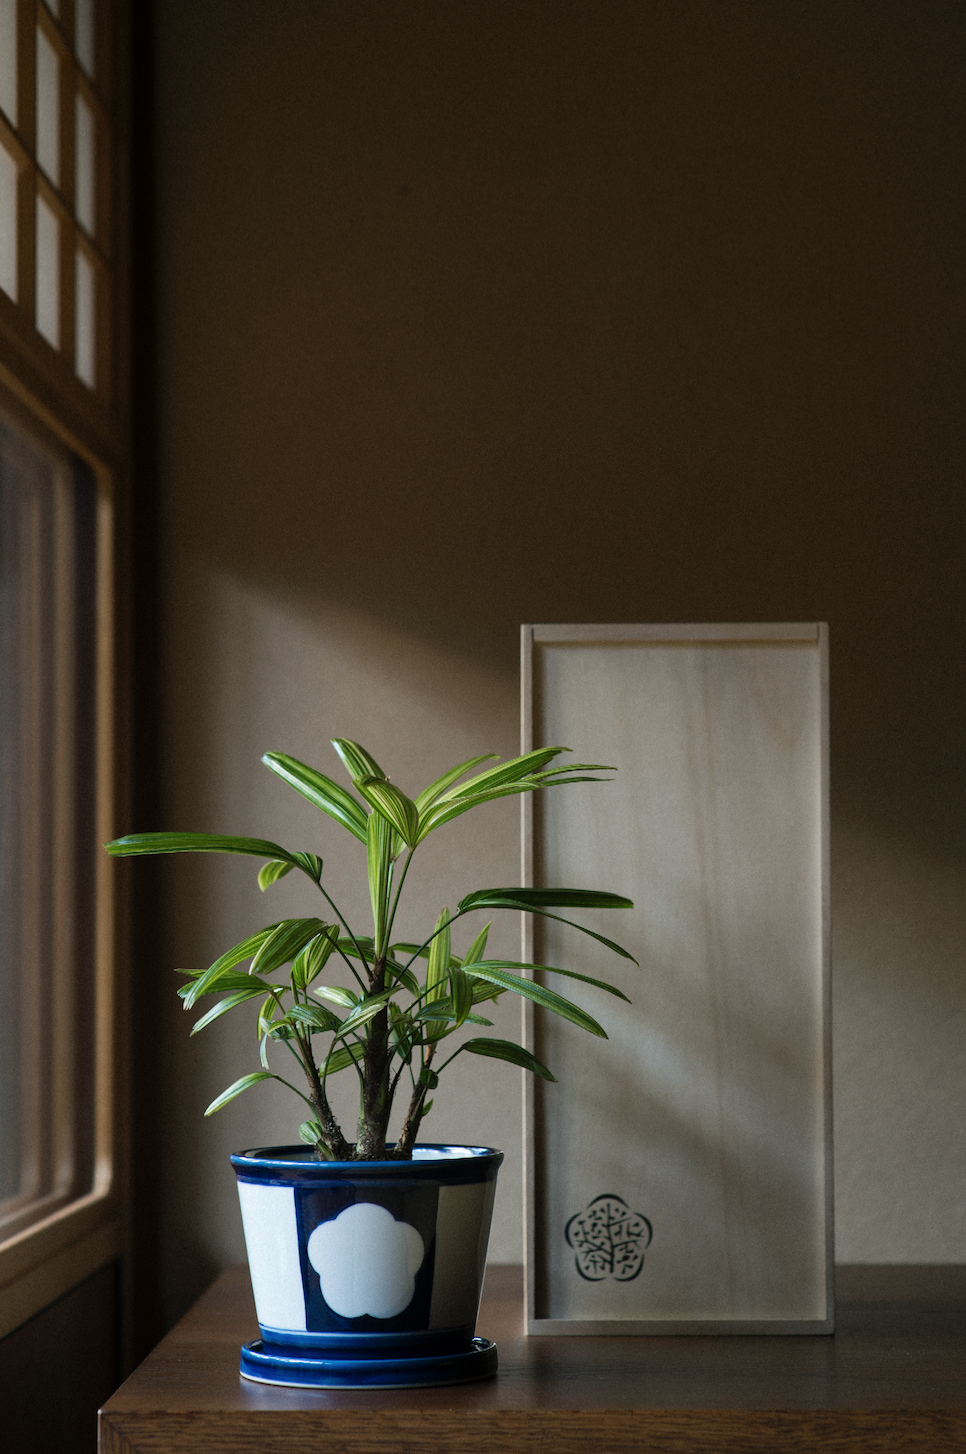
[150,2,966,1322]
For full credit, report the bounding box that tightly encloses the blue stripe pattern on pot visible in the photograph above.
[232,1144,501,1360]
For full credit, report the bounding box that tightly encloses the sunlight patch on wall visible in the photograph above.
[156,561,523,1321]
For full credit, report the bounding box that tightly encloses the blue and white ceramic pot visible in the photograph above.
[231,1142,503,1389]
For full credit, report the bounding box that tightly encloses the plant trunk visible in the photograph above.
[355,956,393,1158]
[300,1034,352,1161]
[393,1043,436,1158]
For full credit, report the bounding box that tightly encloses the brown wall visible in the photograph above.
[147,1,966,1323]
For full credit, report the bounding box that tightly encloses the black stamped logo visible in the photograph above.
[565,1194,653,1282]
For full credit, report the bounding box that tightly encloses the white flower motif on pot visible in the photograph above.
[307,1203,425,1319]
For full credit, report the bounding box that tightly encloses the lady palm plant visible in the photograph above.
[106,740,635,1161]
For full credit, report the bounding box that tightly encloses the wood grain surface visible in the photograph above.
[99,1264,966,1453]
[523,626,832,1332]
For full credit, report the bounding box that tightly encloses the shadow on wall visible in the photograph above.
[156,569,527,1324]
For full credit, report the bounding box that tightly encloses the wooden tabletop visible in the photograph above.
[100,1263,966,1453]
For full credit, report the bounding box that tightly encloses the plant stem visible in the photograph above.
[296,1027,352,1160]
[384,848,414,945]
[393,1043,436,1158]
[314,879,372,982]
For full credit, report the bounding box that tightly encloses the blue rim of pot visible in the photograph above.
[231,1143,504,1186]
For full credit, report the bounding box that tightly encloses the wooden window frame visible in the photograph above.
[1,0,114,400]
[0,0,129,1342]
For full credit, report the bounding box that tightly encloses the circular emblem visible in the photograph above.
[565,1193,653,1282]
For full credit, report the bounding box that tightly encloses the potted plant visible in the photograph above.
[107,740,635,1387]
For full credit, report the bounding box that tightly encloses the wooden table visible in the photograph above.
[99,1264,966,1452]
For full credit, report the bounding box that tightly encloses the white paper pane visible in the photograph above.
[75,248,95,386]
[74,0,94,77]
[35,194,59,347]
[75,94,95,234]
[46,0,60,16]
[0,0,16,123]
[36,29,60,185]
[0,144,16,300]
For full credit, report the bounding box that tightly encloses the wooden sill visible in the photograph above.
[99,1262,966,1453]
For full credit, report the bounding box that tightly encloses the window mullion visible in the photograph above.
[15,158,35,316]
[51,457,78,1196]
[16,0,36,150]
[16,481,50,1213]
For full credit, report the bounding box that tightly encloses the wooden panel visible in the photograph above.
[98,1264,966,1453]
[0,1259,119,1454]
[523,624,831,1332]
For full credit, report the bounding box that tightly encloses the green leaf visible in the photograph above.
[313,984,359,1008]
[390,1009,415,1060]
[462,959,631,1001]
[471,980,505,1006]
[323,1041,366,1075]
[181,925,282,1009]
[460,921,490,969]
[459,1037,556,1080]
[424,909,451,1040]
[414,1003,493,1027]
[299,1119,325,1147]
[261,753,369,842]
[190,984,268,1035]
[462,966,609,1037]
[414,753,623,842]
[204,1071,275,1116]
[461,887,633,911]
[258,997,277,1066]
[414,1003,457,1022]
[391,941,462,971]
[292,928,337,989]
[335,935,375,960]
[528,774,615,788]
[355,777,420,847]
[457,889,638,964]
[414,755,498,814]
[385,958,421,996]
[258,992,280,1033]
[531,762,617,777]
[250,918,328,976]
[437,747,569,801]
[338,989,395,1037]
[181,968,274,1001]
[105,831,299,863]
[182,970,276,1000]
[258,859,294,891]
[449,964,473,1026]
[409,749,615,833]
[288,1003,341,1033]
[291,851,323,881]
[426,910,451,997]
[415,781,545,841]
[367,809,393,948]
[419,1065,439,1089]
[331,738,387,782]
